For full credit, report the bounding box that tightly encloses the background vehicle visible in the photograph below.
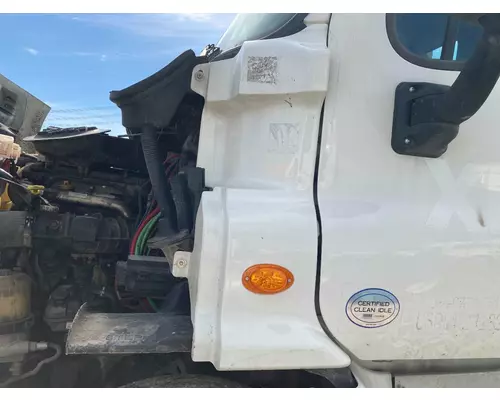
[0,13,499,388]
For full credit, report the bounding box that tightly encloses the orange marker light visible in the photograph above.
[242,264,294,294]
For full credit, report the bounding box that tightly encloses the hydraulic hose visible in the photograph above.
[140,124,177,234]
[0,342,62,387]
[44,189,132,219]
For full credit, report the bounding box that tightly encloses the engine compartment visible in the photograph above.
[0,51,208,386]
[0,46,346,389]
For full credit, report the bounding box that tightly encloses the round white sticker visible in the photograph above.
[346,288,400,328]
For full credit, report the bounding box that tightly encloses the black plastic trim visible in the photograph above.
[391,82,459,158]
[313,13,332,343]
[386,14,465,71]
[312,14,358,367]
[313,102,329,334]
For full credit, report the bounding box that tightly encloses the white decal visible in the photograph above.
[346,288,400,328]
[268,123,300,154]
[426,159,483,232]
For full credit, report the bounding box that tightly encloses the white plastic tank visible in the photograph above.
[0,134,20,161]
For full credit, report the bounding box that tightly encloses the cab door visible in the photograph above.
[317,14,500,365]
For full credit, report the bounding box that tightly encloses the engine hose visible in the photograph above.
[0,343,62,387]
[45,189,132,219]
[0,167,13,180]
[16,162,45,179]
[140,124,177,234]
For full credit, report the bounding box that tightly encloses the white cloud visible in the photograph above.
[71,13,235,41]
[177,13,213,22]
[24,47,39,56]
[73,51,99,57]
[70,49,171,61]
[61,14,235,59]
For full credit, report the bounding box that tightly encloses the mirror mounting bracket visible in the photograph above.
[391,14,500,158]
[391,82,459,158]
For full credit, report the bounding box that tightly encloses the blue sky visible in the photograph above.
[0,13,235,135]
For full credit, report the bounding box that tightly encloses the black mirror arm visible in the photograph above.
[392,14,500,158]
[414,14,500,126]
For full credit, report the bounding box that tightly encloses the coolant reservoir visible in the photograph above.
[0,271,31,324]
[0,134,20,161]
[0,271,33,365]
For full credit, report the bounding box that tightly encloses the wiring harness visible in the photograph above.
[118,152,182,312]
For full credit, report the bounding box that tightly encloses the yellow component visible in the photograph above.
[242,264,294,295]
[0,271,31,323]
[26,184,44,196]
[0,183,12,210]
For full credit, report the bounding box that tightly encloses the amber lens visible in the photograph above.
[242,264,294,294]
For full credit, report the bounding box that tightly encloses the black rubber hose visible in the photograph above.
[140,124,177,234]
[17,162,45,179]
[169,173,192,232]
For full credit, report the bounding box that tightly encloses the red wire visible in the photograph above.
[129,206,160,254]
[130,153,178,255]
[163,152,180,165]
[122,154,177,309]
[164,160,179,180]
[141,299,153,313]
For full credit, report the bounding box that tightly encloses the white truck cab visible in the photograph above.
[3,13,500,388]
[175,13,500,387]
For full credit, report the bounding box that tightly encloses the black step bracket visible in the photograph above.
[391,82,459,158]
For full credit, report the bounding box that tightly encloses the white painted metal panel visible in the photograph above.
[318,14,500,361]
[186,15,350,370]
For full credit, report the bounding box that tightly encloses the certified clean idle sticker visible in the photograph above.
[346,288,400,328]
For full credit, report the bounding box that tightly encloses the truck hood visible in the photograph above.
[0,74,50,152]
